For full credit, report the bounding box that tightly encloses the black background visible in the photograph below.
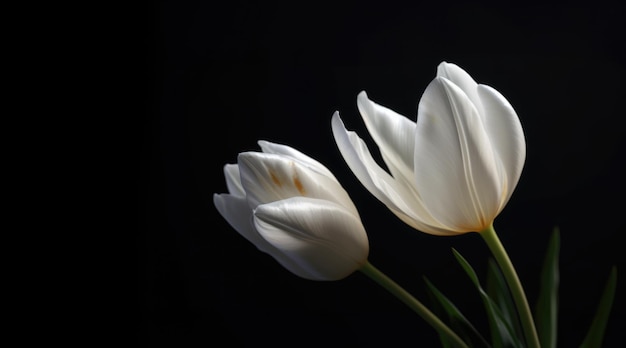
[141,1,625,347]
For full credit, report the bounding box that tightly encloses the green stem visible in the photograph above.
[359,261,469,348]
[480,224,540,348]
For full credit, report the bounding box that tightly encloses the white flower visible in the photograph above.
[331,62,526,235]
[213,140,369,280]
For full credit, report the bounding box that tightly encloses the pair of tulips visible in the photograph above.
[214,61,525,281]
[214,62,532,347]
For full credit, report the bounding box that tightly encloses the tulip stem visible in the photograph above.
[359,261,469,348]
[480,224,540,348]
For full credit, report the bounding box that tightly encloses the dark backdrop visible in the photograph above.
[141,1,625,347]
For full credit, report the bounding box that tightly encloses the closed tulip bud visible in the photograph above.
[214,140,369,281]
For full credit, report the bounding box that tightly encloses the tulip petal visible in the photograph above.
[437,62,482,112]
[332,112,457,235]
[414,77,502,231]
[257,140,336,179]
[214,193,316,278]
[238,151,358,215]
[224,164,244,196]
[357,91,417,184]
[253,197,369,280]
[477,84,526,211]
[216,186,343,280]
[331,112,412,209]
[213,193,270,252]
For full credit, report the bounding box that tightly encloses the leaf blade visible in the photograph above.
[534,226,560,348]
[452,248,523,348]
[424,276,492,348]
[487,258,523,341]
[579,266,617,348]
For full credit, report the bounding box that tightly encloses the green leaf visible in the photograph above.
[424,276,492,348]
[534,226,560,348]
[486,258,523,341]
[579,266,617,348]
[452,248,523,348]
[424,278,455,348]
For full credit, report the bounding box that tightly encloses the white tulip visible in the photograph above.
[215,141,473,348]
[331,61,526,235]
[213,140,369,280]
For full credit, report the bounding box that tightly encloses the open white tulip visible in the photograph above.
[331,61,526,235]
[213,140,369,281]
